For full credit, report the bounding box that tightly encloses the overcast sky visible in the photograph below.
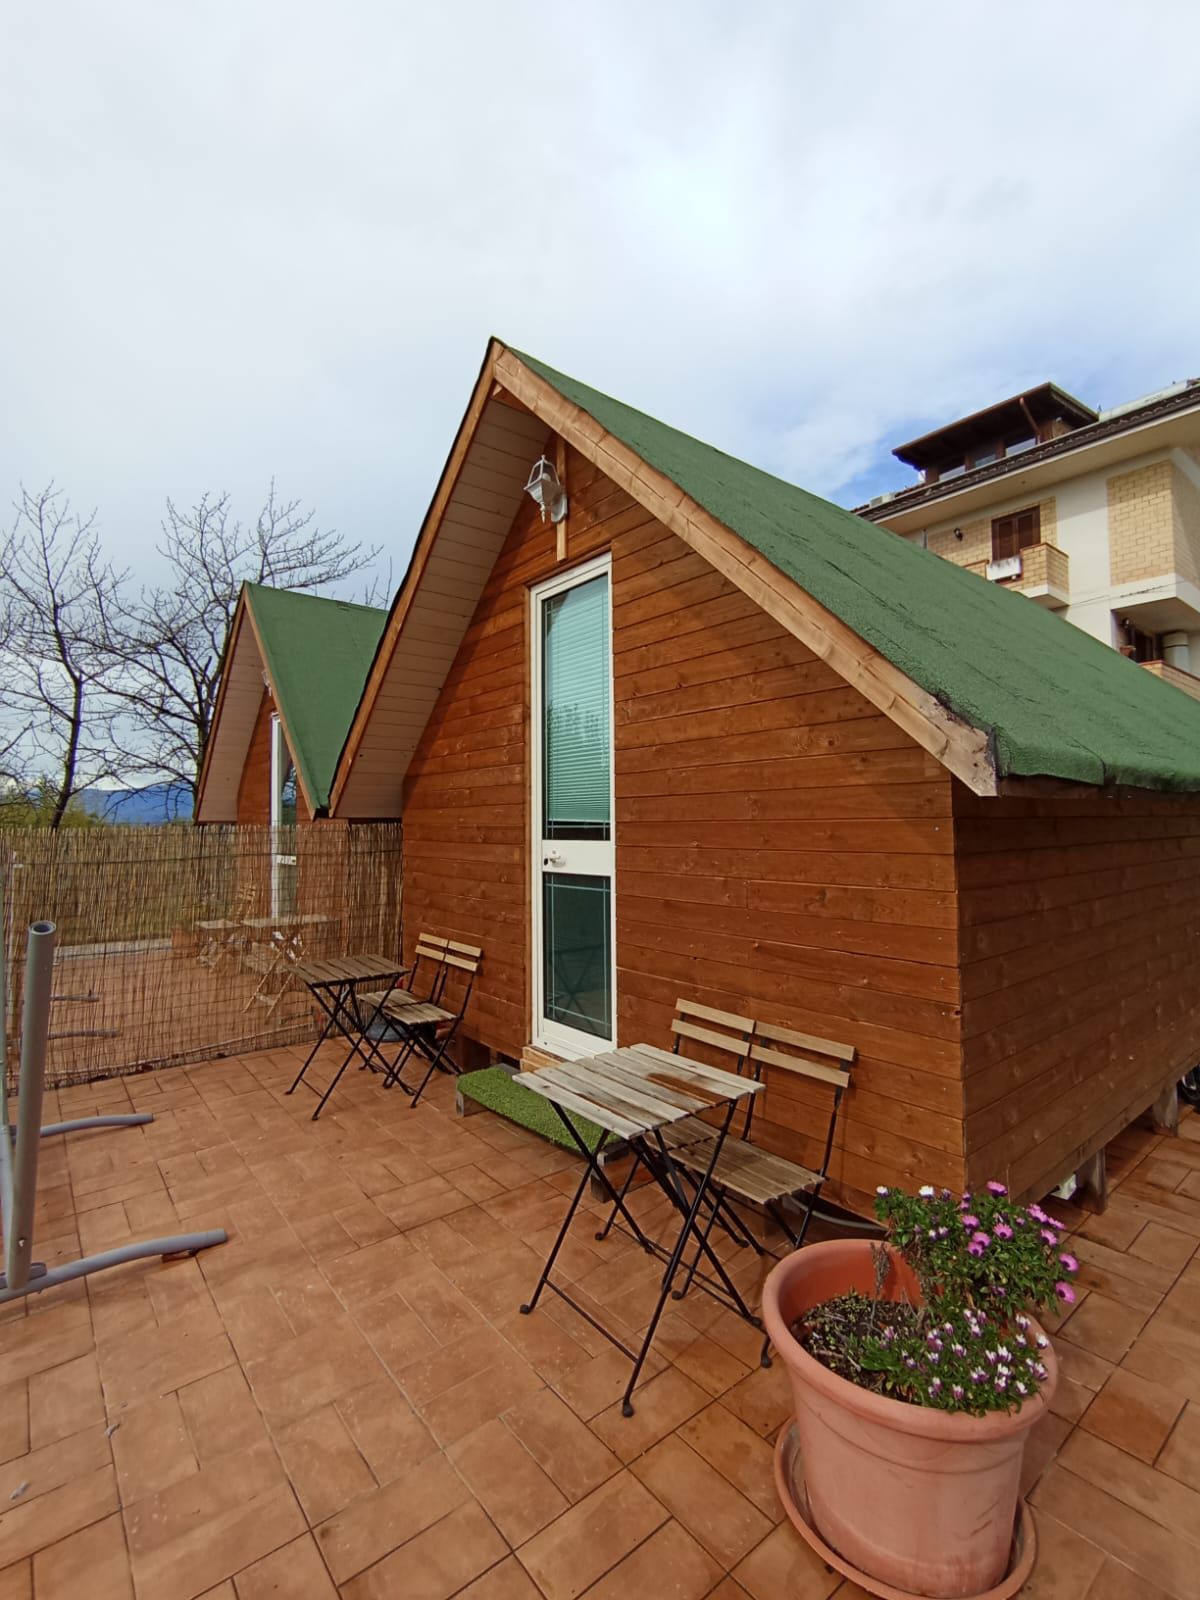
[3,3,1198,593]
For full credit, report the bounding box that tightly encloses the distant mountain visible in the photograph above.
[77,783,193,825]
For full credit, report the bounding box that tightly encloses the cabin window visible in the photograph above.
[992,506,1040,562]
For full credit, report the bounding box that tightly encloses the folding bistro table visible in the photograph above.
[285,954,407,1119]
[242,913,337,1017]
[515,1043,762,1416]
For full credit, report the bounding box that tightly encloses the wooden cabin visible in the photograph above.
[197,582,386,828]
[327,340,1200,1212]
[195,583,385,919]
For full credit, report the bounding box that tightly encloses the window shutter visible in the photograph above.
[993,517,1017,561]
[991,506,1041,561]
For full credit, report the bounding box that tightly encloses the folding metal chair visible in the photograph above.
[596,1000,756,1246]
[195,885,254,970]
[670,1019,855,1362]
[369,939,482,1108]
[357,932,449,1038]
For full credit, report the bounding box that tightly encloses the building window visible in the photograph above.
[991,506,1040,562]
[1118,619,1161,663]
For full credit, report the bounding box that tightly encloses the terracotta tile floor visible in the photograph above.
[1,1044,1198,1598]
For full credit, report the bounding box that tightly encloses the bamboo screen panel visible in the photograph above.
[0,823,403,1089]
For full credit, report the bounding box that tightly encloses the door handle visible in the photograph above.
[543,851,564,867]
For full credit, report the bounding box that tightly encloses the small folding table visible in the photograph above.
[515,1043,762,1416]
[285,954,407,1119]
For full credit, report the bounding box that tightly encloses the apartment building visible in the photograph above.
[858,378,1200,696]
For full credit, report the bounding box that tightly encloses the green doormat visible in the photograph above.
[457,1067,611,1154]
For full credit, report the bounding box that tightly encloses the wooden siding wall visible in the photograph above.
[402,442,965,1209]
[956,786,1200,1201]
[236,691,312,824]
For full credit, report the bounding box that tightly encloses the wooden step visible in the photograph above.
[519,1043,564,1074]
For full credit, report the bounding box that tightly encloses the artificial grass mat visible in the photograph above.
[458,1067,611,1154]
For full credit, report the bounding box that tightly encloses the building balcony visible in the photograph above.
[1141,658,1200,702]
[967,542,1070,608]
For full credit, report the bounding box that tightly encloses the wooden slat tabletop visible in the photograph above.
[511,1071,649,1140]
[514,1043,757,1140]
[292,954,405,988]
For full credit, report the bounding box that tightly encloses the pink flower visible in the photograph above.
[967,1240,985,1258]
[986,1180,1008,1196]
[1055,1281,1076,1303]
[961,1214,980,1230]
[971,1231,992,1250]
[1041,1228,1059,1247]
[994,1221,1013,1239]
[1059,1252,1079,1273]
[1028,1204,1047,1224]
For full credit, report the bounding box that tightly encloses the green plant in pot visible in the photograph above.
[762,1182,1078,1600]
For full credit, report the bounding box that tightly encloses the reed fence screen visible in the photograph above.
[0,823,403,1089]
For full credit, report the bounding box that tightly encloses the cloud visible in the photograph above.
[1,0,1198,584]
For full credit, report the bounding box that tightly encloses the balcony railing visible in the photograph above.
[1141,659,1200,702]
[967,542,1069,608]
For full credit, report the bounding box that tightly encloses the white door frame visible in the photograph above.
[269,714,297,921]
[530,552,616,1059]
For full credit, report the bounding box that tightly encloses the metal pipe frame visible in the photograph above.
[1,918,227,1303]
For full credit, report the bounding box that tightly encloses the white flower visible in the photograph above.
[918,1185,936,1198]
[876,1186,889,1196]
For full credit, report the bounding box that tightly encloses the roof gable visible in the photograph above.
[246,584,387,809]
[196,584,385,821]
[330,340,1200,811]
[511,350,1200,792]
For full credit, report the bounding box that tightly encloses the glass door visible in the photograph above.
[269,715,298,920]
[531,555,615,1056]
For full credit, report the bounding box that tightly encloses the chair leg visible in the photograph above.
[757,1191,818,1367]
[408,1022,464,1107]
[595,1148,645,1241]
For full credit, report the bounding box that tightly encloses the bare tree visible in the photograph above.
[105,483,381,804]
[0,486,129,828]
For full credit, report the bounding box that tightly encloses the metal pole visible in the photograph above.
[0,882,9,1261]
[6,921,56,1293]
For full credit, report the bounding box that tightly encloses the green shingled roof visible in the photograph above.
[514,349,1200,791]
[245,583,386,810]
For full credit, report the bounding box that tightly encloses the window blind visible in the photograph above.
[542,574,611,833]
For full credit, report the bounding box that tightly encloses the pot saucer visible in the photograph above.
[772,1421,1037,1600]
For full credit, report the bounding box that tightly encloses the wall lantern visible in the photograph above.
[523,455,568,524]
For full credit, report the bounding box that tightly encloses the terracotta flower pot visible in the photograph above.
[762,1240,1057,1599]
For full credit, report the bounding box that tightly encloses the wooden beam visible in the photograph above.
[554,434,568,562]
[1151,1082,1180,1135]
[1075,1147,1108,1212]
[194,590,250,821]
[491,383,536,416]
[493,350,999,797]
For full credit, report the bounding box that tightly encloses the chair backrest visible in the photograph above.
[670,1000,756,1130]
[748,1020,855,1176]
[670,999,755,1068]
[409,932,449,1000]
[431,939,481,1027]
